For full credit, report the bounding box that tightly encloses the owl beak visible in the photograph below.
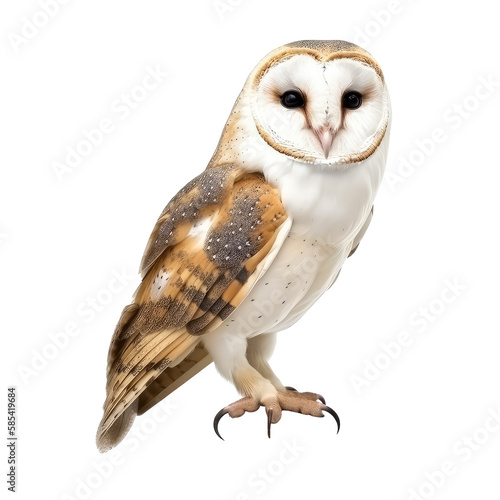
[315,128,334,158]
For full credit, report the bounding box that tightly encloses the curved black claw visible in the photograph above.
[213,408,229,440]
[322,405,341,433]
[266,408,273,438]
[318,394,326,405]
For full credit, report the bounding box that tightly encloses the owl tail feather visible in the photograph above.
[96,399,138,453]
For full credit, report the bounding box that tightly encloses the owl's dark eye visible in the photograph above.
[342,91,363,110]
[280,90,305,109]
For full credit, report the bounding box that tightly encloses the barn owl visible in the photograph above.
[96,40,391,451]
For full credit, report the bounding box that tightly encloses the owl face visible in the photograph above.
[249,49,390,167]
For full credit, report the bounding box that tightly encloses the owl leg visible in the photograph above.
[204,330,339,439]
[247,332,326,402]
[203,329,279,439]
[246,333,336,432]
[246,333,286,391]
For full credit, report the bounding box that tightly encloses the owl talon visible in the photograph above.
[277,391,340,433]
[213,396,261,440]
[214,392,339,440]
[213,408,229,440]
[266,407,273,438]
[321,405,341,433]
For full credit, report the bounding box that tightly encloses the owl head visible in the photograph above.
[245,40,390,167]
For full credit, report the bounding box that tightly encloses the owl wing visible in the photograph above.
[96,164,291,452]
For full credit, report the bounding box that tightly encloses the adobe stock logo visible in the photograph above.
[385,75,500,192]
[231,439,306,499]
[406,406,500,500]
[17,268,134,385]
[350,278,466,394]
[212,0,245,21]
[60,400,179,500]
[7,0,73,54]
[51,65,169,182]
[352,0,415,48]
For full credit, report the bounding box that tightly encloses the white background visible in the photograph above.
[2,1,500,499]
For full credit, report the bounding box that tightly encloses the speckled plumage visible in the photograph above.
[97,168,289,451]
[97,40,391,451]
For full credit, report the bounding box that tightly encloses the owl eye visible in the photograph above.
[342,91,363,110]
[280,90,305,109]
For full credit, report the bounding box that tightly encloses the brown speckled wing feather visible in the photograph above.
[96,164,290,452]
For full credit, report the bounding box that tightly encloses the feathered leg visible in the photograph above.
[203,330,339,439]
[246,333,286,392]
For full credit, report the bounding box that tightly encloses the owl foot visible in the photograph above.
[284,386,326,404]
[272,389,340,436]
[213,389,339,440]
[213,396,260,440]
